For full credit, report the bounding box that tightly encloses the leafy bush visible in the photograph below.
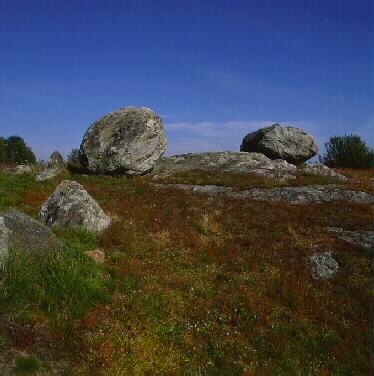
[319,134,373,168]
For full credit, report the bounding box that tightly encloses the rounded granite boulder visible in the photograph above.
[79,106,167,175]
[240,123,318,164]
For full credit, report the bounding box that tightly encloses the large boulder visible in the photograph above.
[39,180,111,232]
[79,106,167,175]
[240,123,318,164]
[152,151,297,180]
[0,210,65,258]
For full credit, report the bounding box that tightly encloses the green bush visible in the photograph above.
[319,134,374,168]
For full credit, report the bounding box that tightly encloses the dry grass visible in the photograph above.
[0,167,372,375]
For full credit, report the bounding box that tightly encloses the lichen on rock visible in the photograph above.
[79,106,167,175]
[39,180,111,232]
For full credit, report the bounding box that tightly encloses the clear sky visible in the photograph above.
[1,0,372,160]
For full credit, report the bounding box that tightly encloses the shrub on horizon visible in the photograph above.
[0,135,36,164]
[319,134,373,168]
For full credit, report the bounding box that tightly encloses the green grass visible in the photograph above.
[14,354,41,374]
[1,246,109,320]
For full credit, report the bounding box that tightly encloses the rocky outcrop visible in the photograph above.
[152,151,297,180]
[309,251,339,280]
[303,163,347,180]
[0,210,65,258]
[35,151,65,182]
[153,183,373,204]
[240,124,318,164]
[79,106,167,175]
[39,180,111,232]
[327,227,373,249]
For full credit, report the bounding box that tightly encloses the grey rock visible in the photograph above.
[35,167,61,182]
[35,151,65,182]
[39,180,111,232]
[302,163,347,180]
[80,106,167,175]
[231,185,373,204]
[153,151,297,180]
[309,251,339,280]
[0,210,65,258]
[328,227,373,249]
[154,183,373,204]
[240,123,318,164]
[3,164,33,175]
[48,151,64,168]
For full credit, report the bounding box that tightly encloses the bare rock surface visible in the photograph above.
[35,167,61,182]
[0,210,64,258]
[153,183,373,204]
[327,227,373,249]
[80,106,167,175]
[152,151,297,179]
[39,180,111,232]
[240,123,318,164]
[309,251,339,280]
[303,163,347,180]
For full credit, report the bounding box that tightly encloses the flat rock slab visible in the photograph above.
[0,210,65,257]
[327,227,373,249]
[153,184,373,204]
[153,151,297,180]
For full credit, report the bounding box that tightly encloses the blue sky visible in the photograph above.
[0,0,372,160]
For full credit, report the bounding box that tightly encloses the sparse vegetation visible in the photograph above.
[0,166,372,375]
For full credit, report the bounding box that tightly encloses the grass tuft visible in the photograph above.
[14,354,41,374]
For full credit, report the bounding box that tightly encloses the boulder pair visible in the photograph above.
[78,105,319,176]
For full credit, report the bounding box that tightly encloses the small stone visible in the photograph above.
[84,249,105,264]
[309,251,339,280]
